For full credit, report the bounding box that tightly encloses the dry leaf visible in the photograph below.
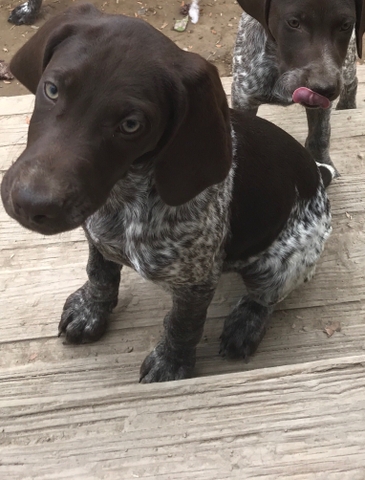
[324,321,341,337]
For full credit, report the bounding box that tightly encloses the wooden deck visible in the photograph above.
[1,68,365,479]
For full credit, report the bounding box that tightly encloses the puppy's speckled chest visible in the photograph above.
[84,169,233,286]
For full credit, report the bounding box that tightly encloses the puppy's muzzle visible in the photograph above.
[2,174,67,234]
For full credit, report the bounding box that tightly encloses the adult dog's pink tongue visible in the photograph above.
[292,87,331,109]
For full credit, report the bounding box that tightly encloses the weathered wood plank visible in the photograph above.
[2,63,365,116]
[2,135,365,175]
[1,356,365,479]
[2,107,365,149]
[2,63,365,117]
[0,94,34,116]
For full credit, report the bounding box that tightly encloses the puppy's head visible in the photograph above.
[1,4,231,235]
[237,0,365,104]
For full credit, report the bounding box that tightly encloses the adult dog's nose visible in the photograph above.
[11,185,63,226]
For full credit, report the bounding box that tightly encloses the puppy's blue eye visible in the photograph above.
[119,118,141,134]
[44,82,58,100]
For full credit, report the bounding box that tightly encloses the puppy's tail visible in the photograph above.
[316,162,338,188]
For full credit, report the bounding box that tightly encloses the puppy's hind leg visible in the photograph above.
[58,241,121,344]
[220,295,273,360]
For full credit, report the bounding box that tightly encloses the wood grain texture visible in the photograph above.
[1,356,365,479]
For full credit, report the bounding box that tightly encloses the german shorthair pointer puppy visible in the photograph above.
[2,5,335,382]
[233,0,365,172]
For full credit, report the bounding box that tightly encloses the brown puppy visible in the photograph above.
[233,0,365,170]
[2,5,334,382]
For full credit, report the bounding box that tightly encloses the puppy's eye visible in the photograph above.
[340,21,353,32]
[118,118,141,134]
[287,19,300,29]
[44,82,58,100]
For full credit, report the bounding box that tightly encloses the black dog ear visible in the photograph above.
[355,0,365,57]
[10,4,100,94]
[154,55,232,206]
[235,0,271,34]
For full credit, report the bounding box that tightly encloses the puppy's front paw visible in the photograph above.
[58,284,117,344]
[8,3,39,25]
[139,341,195,383]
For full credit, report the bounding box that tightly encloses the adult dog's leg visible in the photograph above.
[8,0,42,25]
[140,283,216,382]
[59,241,121,343]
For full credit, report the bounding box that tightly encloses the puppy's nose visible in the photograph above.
[12,186,62,225]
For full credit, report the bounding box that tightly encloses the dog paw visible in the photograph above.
[219,301,269,360]
[139,341,195,383]
[220,324,263,361]
[8,3,39,25]
[58,284,117,344]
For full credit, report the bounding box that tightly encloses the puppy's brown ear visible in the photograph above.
[355,0,365,57]
[235,0,271,33]
[10,4,100,94]
[154,56,232,206]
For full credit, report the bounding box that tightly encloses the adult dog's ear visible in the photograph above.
[235,0,271,35]
[355,0,365,57]
[10,4,100,94]
[154,55,232,206]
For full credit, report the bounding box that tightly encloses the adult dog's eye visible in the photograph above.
[340,21,353,32]
[287,19,300,29]
[44,82,58,100]
[118,118,141,134]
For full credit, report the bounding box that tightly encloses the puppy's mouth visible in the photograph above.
[292,87,331,109]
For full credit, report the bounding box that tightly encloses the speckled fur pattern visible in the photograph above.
[225,181,331,305]
[232,13,358,168]
[220,172,331,358]
[8,0,42,25]
[59,126,332,381]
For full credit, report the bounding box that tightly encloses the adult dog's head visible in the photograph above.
[1,4,231,235]
[237,0,365,104]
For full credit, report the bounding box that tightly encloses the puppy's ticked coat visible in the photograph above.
[2,5,334,382]
[233,0,365,172]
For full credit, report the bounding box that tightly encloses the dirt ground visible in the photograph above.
[0,0,242,96]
